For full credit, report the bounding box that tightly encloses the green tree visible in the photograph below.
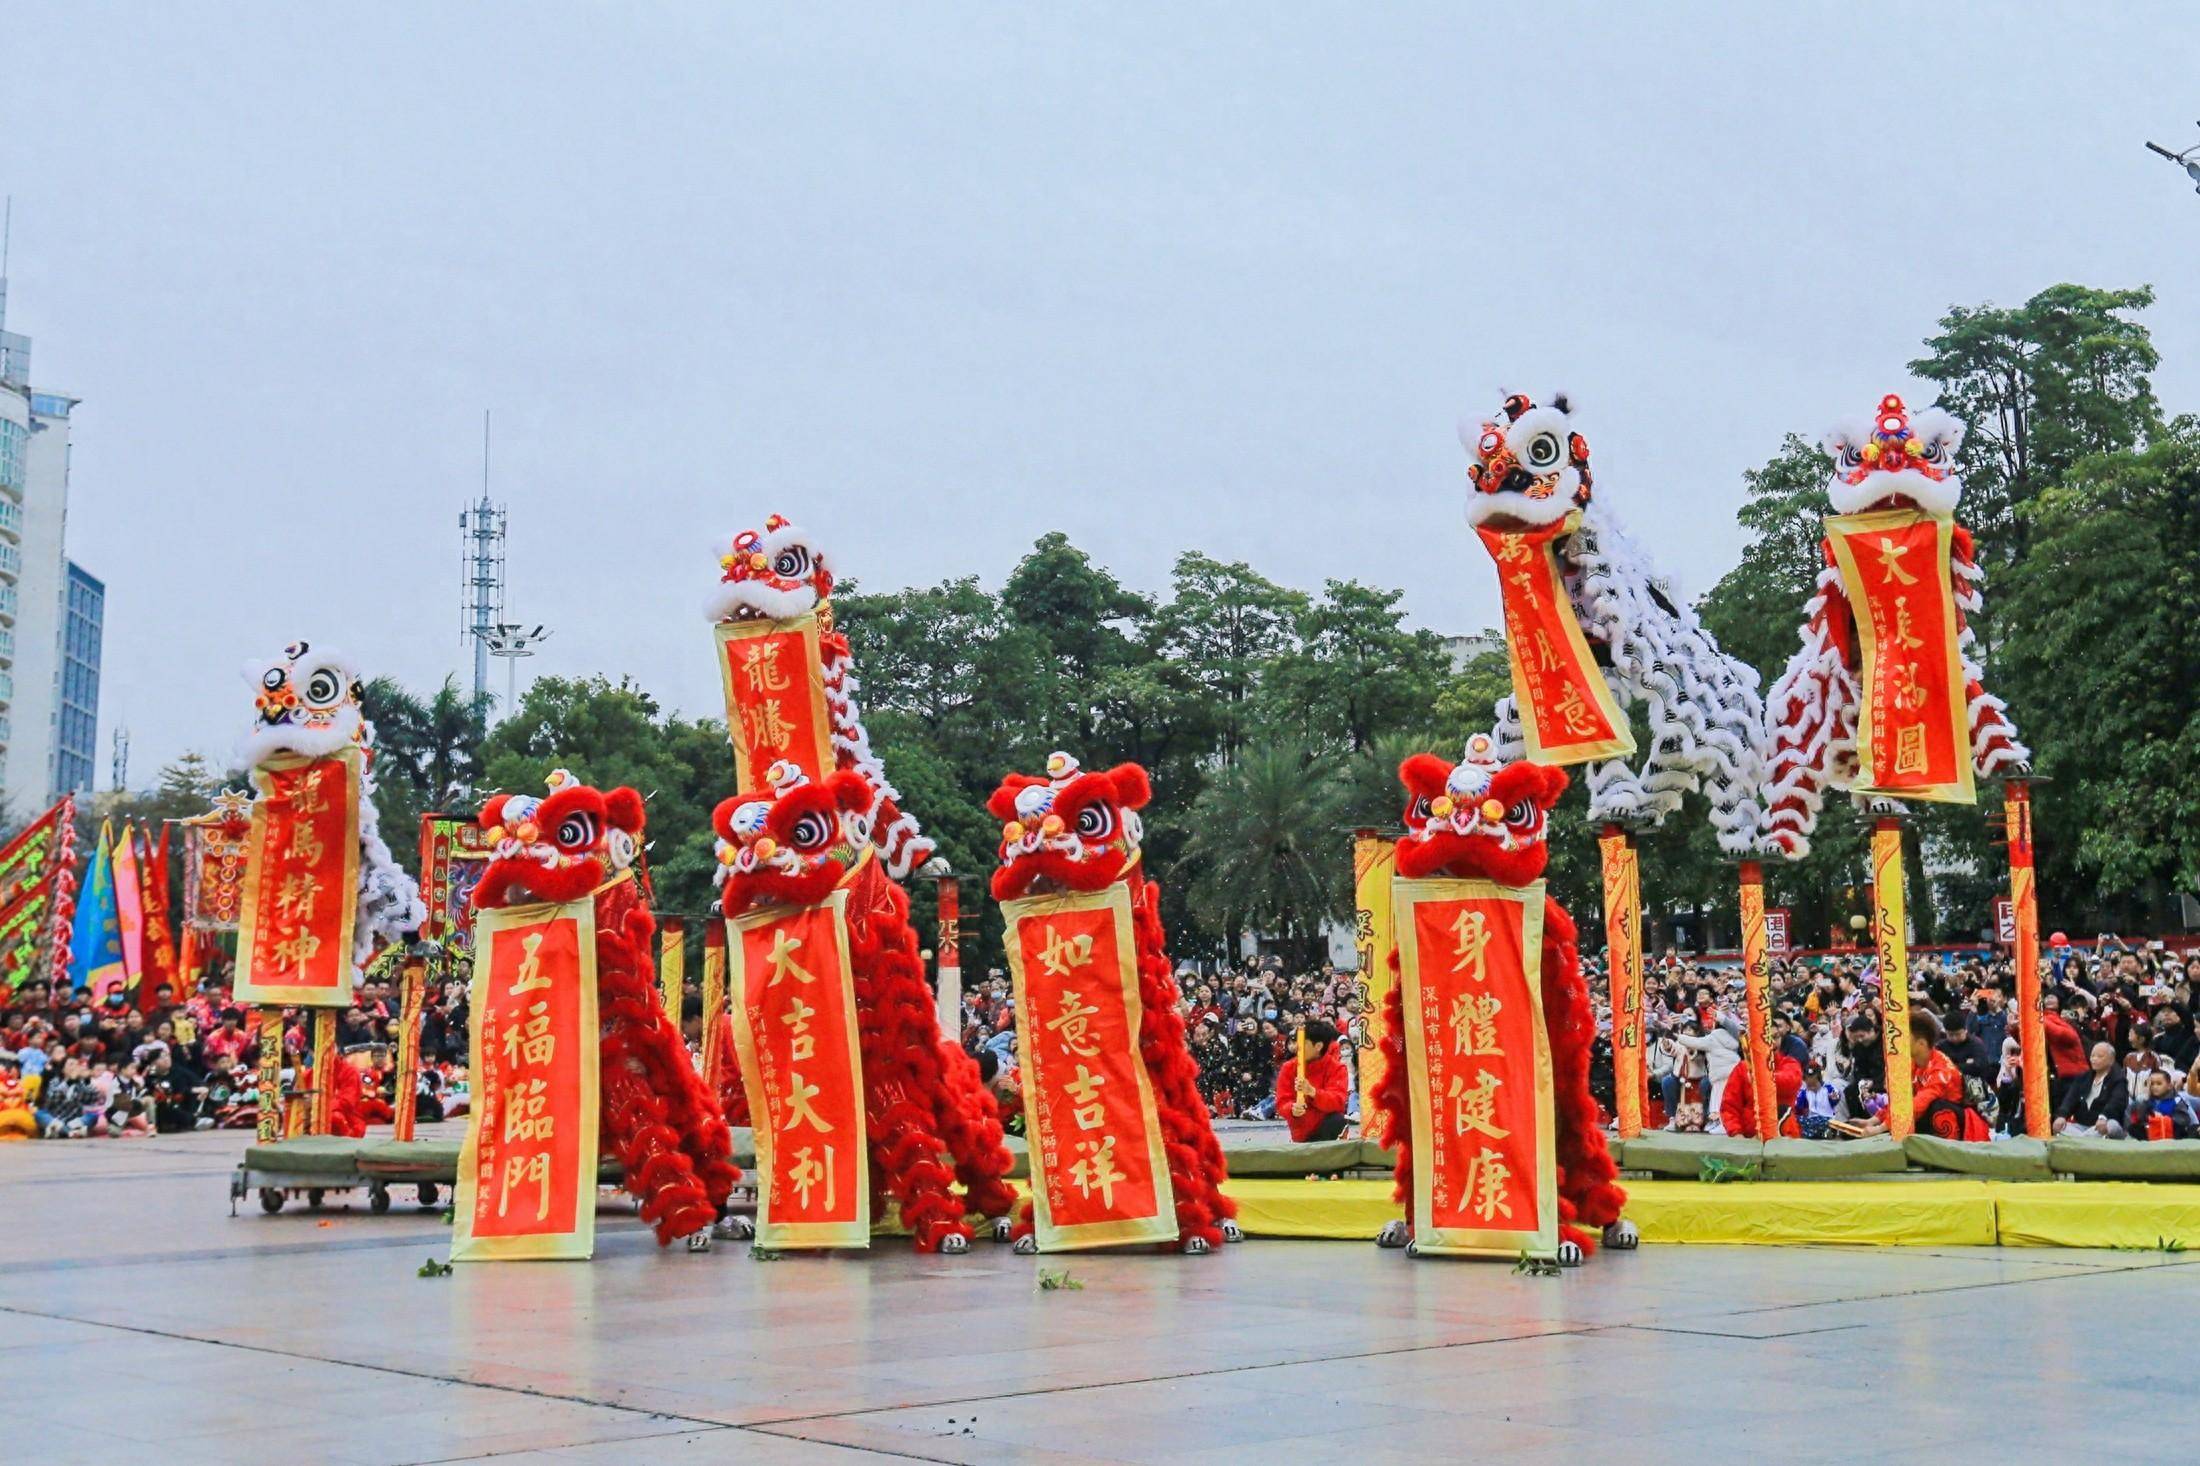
[1259,580,1450,753]
[1911,283,2161,558]
[1172,742,1349,966]
[1153,552,1305,764]
[1698,435,1836,681]
[361,675,489,844]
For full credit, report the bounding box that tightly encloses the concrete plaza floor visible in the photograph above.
[2,1123,2188,1464]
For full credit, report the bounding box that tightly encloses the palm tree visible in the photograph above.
[1173,741,1350,968]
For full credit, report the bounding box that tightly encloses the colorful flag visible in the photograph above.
[113,820,146,987]
[139,823,181,1009]
[69,822,126,994]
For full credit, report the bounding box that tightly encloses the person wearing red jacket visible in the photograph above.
[1719,1052,1804,1139]
[1275,1019,1352,1143]
[2042,997,2090,1108]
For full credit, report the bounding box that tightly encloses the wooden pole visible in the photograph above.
[1738,861,1779,1139]
[1870,816,1915,1138]
[2004,780,2050,1138]
[308,1009,338,1136]
[659,917,686,1026]
[701,922,728,1092]
[1598,824,1645,1138]
[393,953,427,1142]
[255,1007,284,1143]
[934,874,962,1040]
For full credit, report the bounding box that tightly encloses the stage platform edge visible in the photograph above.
[1220,1178,2200,1250]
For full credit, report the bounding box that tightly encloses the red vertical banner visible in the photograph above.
[714,614,837,792]
[452,894,603,1262]
[1826,509,1974,804]
[1000,882,1176,1251]
[1392,877,1558,1259]
[1738,862,1779,1139]
[1597,828,1644,1138]
[1477,513,1634,766]
[728,888,871,1249]
[235,751,363,1008]
[934,874,962,1040]
[2004,781,2050,1139]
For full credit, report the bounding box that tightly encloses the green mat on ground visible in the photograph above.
[1905,1134,2054,1180]
[1761,1135,1909,1179]
[2049,1135,2200,1180]
[1617,1132,1763,1177]
[241,1137,366,1177]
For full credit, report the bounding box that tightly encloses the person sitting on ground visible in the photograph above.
[1274,1018,1351,1143]
[1793,1057,1840,1139]
[1911,1010,1991,1141]
[2129,1068,2200,1141]
[0,1054,38,1140]
[1718,1049,1804,1139]
[2053,1042,2130,1139]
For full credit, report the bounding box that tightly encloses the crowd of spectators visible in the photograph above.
[0,961,476,1140]
[1588,940,2200,1142]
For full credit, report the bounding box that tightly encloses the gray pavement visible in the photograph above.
[2,1122,2189,1464]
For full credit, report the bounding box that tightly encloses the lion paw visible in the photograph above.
[1377,1220,1412,1250]
[1184,1236,1212,1256]
[1603,1219,1639,1251]
[1220,1218,1244,1244]
[939,1233,970,1256]
[1012,1235,1039,1256]
[684,1231,713,1254]
[1557,1240,1585,1267]
[991,1217,1016,1243]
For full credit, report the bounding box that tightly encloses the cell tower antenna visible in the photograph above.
[459,411,507,707]
[110,726,130,793]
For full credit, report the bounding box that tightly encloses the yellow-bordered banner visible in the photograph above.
[452,889,604,1262]
[235,750,363,1007]
[1392,876,1558,1258]
[728,883,872,1249]
[1477,512,1633,766]
[1826,508,1973,805]
[715,613,838,792]
[1000,882,1176,1252]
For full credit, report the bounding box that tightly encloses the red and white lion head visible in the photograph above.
[1395,733,1567,886]
[705,514,834,624]
[240,640,368,768]
[1823,393,1965,518]
[1461,391,1594,531]
[712,762,872,915]
[472,771,647,909]
[987,752,1148,900]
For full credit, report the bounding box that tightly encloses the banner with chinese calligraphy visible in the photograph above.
[1826,508,1973,804]
[1597,829,1644,1139]
[418,813,495,956]
[1765,907,1792,957]
[0,797,76,990]
[1391,876,1558,1259]
[1351,834,1398,1129]
[452,894,603,1262]
[727,887,870,1249]
[1000,882,1176,1252]
[715,614,837,792]
[235,751,362,1007]
[1475,513,1634,766]
[182,795,252,931]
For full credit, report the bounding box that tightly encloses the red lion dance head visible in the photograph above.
[986,752,1148,900]
[472,771,646,910]
[1395,733,1568,886]
[706,514,835,623]
[711,761,874,915]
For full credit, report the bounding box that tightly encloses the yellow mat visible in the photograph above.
[1217,1177,2200,1250]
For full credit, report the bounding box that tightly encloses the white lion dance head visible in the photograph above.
[1822,393,1966,518]
[240,641,367,768]
[704,514,834,624]
[1462,391,1594,531]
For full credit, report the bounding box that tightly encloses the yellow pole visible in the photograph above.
[2004,780,2050,1138]
[1350,831,1397,1126]
[393,954,426,1142]
[1738,861,1778,1138]
[308,1009,338,1136]
[1870,817,1915,1138]
[701,923,728,1091]
[660,917,686,1026]
[255,1007,284,1143]
[1599,825,1645,1137]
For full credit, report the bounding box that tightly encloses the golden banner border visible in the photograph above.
[1826,508,1974,805]
[1392,875,1559,1259]
[727,886,873,1249]
[234,748,363,1008]
[452,893,603,1263]
[999,882,1179,1252]
[714,614,838,792]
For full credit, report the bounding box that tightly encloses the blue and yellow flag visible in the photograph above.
[69,821,125,993]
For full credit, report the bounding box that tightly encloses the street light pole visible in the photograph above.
[485,622,552,720]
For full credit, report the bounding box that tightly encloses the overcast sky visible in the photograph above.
[4,3,2196,786]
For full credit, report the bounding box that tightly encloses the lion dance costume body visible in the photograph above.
[473,775,739,1246]
[1371,737,1631,1263]
[712,764,1017,1252]
[1760,395,2029,855]
[988,754,1237,1254]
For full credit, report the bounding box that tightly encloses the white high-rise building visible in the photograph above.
[0,267,103,818]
